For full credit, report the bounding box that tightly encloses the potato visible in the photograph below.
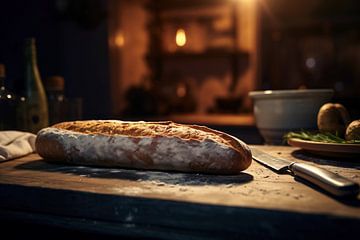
[345,120,360,141]
[317,103,351,136]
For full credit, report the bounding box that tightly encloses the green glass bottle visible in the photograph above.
[23,38,49,133]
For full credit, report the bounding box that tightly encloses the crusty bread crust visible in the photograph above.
[36,120,252,174]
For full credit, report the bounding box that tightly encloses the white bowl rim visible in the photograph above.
[249,89,334,99]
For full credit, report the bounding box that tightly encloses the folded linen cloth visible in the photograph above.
[0,131,36,161]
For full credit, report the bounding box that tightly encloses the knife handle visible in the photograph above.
[289,163,360,197]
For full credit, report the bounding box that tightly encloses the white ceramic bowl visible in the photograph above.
[249,89,334,145]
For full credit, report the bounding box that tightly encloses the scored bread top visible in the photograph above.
[52,120,246,153]
[38,120,252,173]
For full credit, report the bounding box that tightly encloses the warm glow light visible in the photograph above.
[176,28,186,47]
[176,83,187,97]
[305,57,316,69]
[115,32,125,47]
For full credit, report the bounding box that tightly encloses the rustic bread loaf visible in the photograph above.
[35,120,252,174]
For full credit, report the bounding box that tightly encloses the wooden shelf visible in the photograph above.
[154,50,249,61]
[146,0,225,11]
[157,114,255,127]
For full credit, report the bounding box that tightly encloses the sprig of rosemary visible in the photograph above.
[284,131,360,144]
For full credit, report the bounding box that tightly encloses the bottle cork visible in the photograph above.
[45,75,65,92]
[0,64,5,78]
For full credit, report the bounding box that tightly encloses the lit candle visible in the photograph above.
[175,28,186,47]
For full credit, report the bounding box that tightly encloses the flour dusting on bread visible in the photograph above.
[36,120,252,174]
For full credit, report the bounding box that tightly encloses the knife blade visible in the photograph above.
[251,147,360,197]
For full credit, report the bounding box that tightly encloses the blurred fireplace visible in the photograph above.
[108,0,259,117]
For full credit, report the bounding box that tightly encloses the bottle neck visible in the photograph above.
[25,39,37,67]
[24,38,43,96]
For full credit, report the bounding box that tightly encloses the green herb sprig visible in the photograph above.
[284,131,360,144]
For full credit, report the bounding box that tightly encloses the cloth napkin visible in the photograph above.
[0,131,36,161]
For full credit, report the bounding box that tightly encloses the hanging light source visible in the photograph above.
[175,28,187,47]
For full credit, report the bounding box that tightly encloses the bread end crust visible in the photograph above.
[35,131,66,161]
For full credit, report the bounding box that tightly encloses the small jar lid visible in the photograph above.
[45,76,64,91]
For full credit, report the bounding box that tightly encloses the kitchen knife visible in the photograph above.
[251,147,360,197]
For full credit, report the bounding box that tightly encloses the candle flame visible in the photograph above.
[176,28,186,47]
[115,32,125,47]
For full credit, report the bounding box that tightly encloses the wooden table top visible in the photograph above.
[0,145,359,239]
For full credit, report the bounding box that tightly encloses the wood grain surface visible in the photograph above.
[0,145,359,239]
